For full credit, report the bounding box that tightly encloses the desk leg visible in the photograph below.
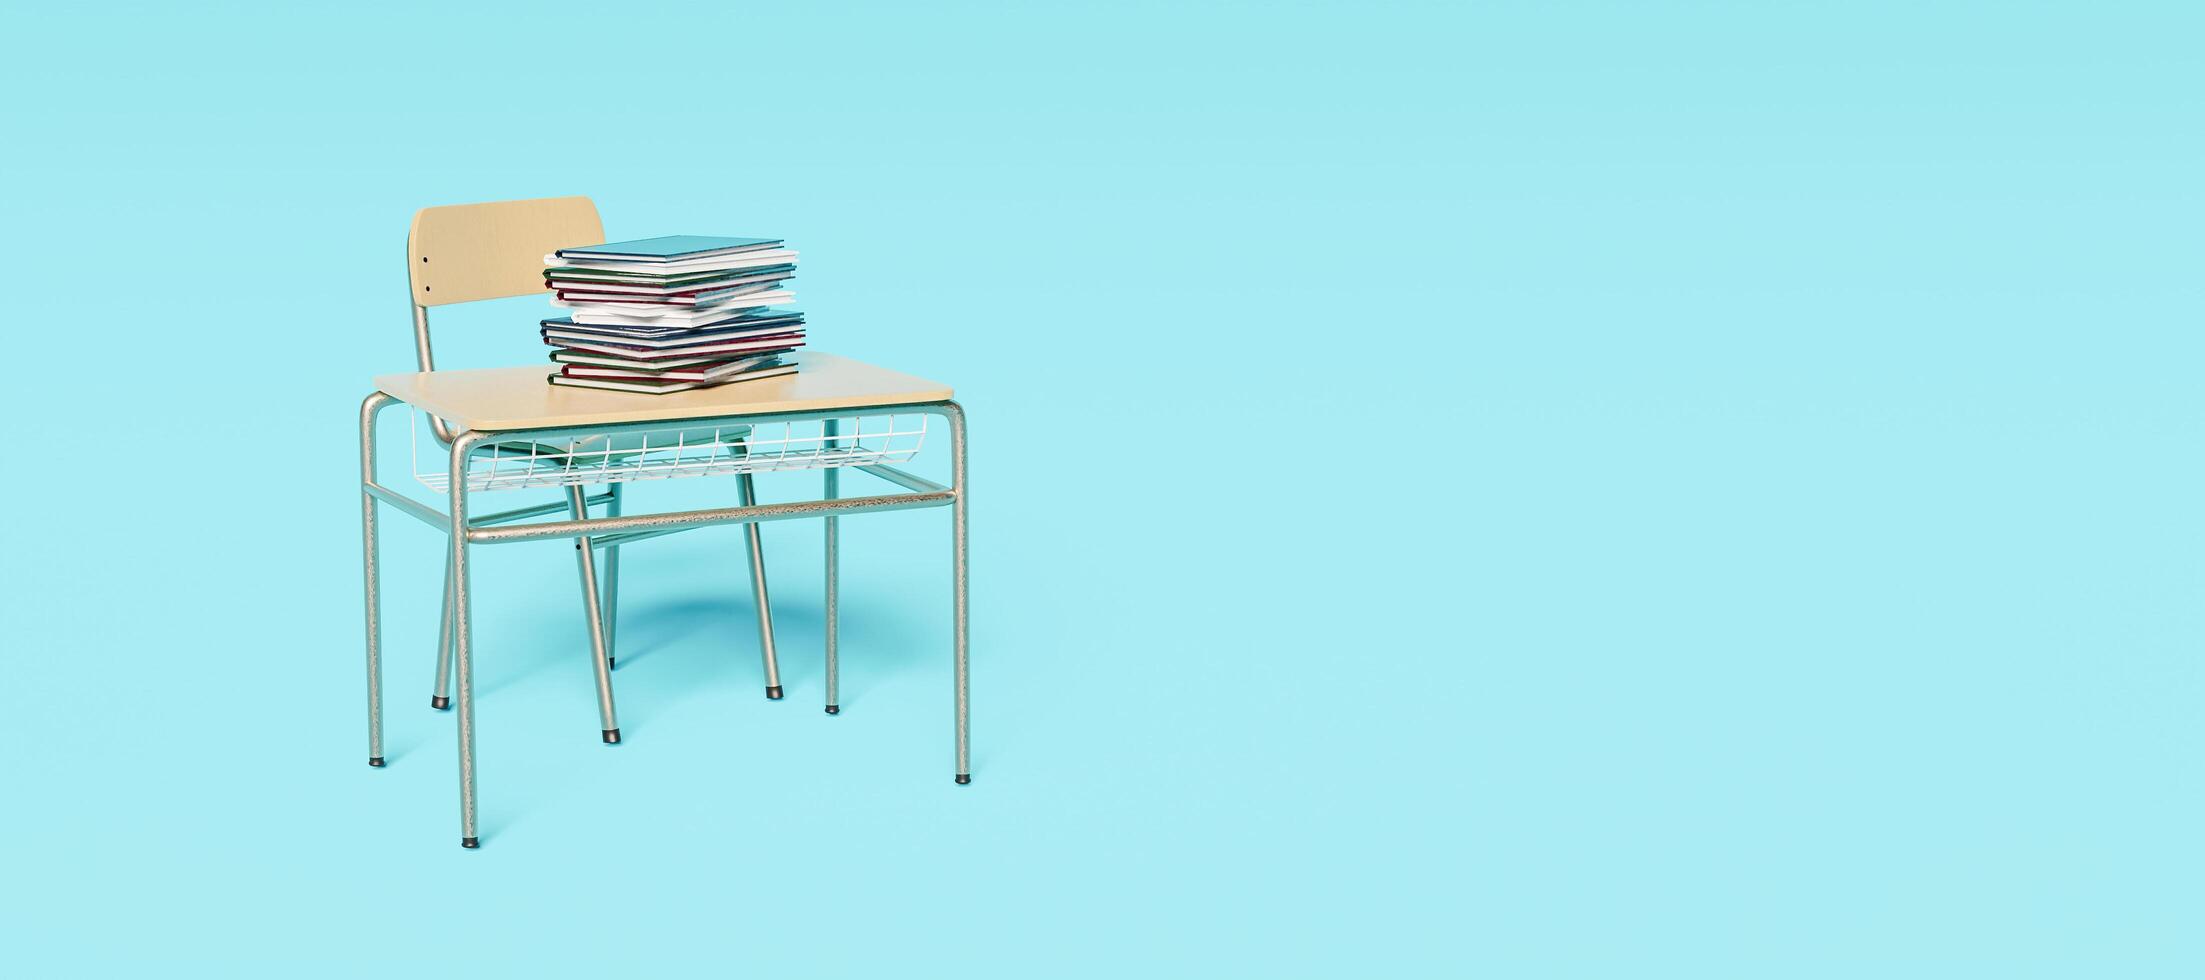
[948,402,970,785]
[568,486,621,743]
[824,419,840,715]
[603,483,622,668]
[449,437,482,849]
[360,393,389,769]
[431,552,453,710]
[739,473,784,700]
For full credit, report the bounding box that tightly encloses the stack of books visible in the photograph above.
[541,235,807,394]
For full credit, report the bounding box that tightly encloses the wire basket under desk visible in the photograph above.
[411,410,930,493]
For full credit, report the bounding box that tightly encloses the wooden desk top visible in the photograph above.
[374,352,953,431]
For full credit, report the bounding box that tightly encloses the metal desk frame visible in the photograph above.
[358,393,969,848]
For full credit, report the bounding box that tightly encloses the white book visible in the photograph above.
[553,350,780,371]
[553,280,784,306]
[566,310,747,328]
[554,291,795,326]
[544,322,803,348]
[542,249,799,275]
[553,336,805,360]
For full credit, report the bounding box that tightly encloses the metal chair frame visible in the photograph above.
[408,198,788,734]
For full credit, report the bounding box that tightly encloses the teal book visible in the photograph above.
[556,235,782,263]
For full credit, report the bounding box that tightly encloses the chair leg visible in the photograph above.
[739,473,783,699]
[431,551,454,710]
[567,486,621,743]
[448,439,481,848]
[602,483,621,669]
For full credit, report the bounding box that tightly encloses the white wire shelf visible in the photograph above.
[412,411,929,493]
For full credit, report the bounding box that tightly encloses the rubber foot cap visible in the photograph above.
[825,704,840,715]
[368,757,385,768]
[461,837,479,849]
[956,773,971,785]
[608,657,616,670]
[431,696,450,710]
[766,685,783,700]
[602,728,621,744]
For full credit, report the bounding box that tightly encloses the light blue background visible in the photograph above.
[0,0,2195,974]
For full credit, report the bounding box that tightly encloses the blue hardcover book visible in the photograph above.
[557,235,783,263]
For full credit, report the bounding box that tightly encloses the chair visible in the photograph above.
[403,196,785,746]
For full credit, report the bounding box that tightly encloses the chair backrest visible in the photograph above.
[408,195,603,307]
[406,196,603,441]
